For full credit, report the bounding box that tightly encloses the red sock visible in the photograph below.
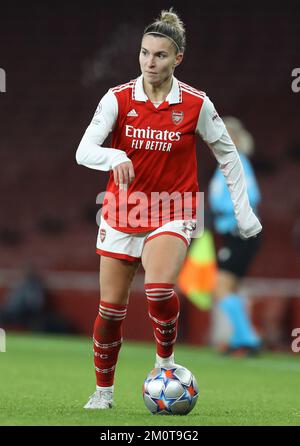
[93,300,127,387]
[145,283,180,358]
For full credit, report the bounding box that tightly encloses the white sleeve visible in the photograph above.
[209,128,262,238]
[196,96,226,144]
[75,89,131,171]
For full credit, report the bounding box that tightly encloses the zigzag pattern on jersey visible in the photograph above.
[179,81,206,100]
[111,79,135,94]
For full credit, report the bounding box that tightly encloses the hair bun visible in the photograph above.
[143,8,186,53]
[159,8,185,32]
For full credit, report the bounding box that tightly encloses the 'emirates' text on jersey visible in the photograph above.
[93,76,225,232]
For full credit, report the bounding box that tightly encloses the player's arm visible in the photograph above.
[75,90,135,188]
[196,96,262,239]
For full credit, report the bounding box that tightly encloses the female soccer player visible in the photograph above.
[76,9,262,409]
[209,117,262,355]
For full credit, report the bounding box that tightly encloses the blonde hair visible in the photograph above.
[143,8,186,53]
[223,116,255,156]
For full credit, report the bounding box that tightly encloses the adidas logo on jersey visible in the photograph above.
[127,109,138,117]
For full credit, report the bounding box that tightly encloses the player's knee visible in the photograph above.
[99,288,130,306]
[144,270,178,284]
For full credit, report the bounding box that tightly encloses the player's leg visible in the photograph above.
[214,234,261,353]
[85,255,140,409]
[214,269,238,300]
[215,269,260,352]
[142,234,188,368]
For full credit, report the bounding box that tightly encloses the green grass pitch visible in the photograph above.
[0,333,300,426]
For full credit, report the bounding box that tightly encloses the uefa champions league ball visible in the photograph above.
[142,366,199,415]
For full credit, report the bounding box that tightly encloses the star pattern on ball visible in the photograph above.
[156,367,178,386]
[187,384,198,398]
[177,384,198,404]
[143,366,199,415]
[151,388,172,413]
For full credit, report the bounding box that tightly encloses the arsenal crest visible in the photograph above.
[171,110,184,125]
[100,228,106,243]
[182,221,197,235]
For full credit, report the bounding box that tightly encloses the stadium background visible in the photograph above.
[0,0,300,350]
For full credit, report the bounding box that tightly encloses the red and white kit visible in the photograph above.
[97,215,196,262]
[77,75,260,260]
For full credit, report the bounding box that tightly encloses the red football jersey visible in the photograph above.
[77,76,260,239]
[102,76,205,232]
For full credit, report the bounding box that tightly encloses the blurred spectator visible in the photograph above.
[0,266,75,334]
[0,266,46,329]
[208,117,262,356]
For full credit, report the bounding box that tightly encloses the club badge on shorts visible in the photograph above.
[171,110,184,125]
[182,220,196,234]
[100,229,106,243]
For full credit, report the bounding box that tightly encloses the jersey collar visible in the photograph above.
[133,75,182,104]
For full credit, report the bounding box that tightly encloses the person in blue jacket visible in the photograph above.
[208,117,262,355]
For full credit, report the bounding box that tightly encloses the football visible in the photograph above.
[142,366,199,415]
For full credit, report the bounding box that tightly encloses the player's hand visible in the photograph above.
[238,212,262,239]
[112,161,135,190]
